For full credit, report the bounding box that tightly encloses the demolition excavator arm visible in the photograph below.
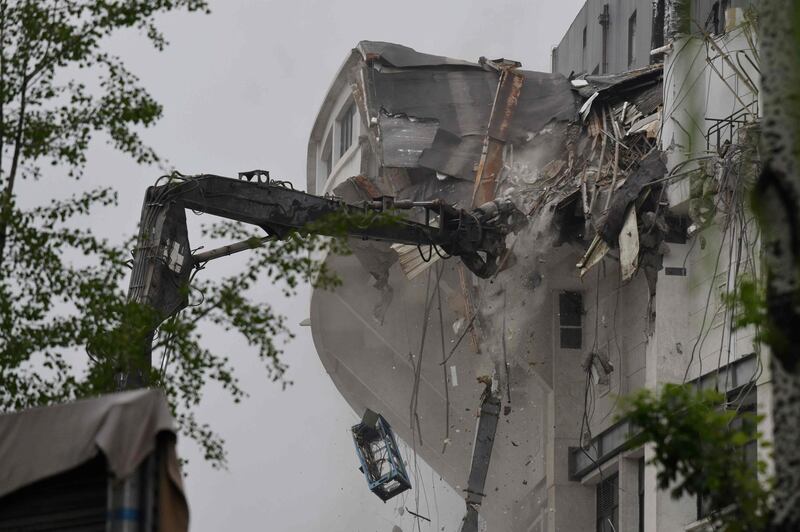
[118,171,525,388]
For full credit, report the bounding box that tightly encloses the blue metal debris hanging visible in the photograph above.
[351,409,411,501]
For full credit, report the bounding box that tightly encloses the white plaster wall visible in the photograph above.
[312,84,363,195]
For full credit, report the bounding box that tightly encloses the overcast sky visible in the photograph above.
[34,1,584,530]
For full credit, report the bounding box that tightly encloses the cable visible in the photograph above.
[435,261,451,454]
[408,264,445,532]
[417,243,433,263]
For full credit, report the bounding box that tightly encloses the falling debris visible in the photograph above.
[619,204,640,282]
[351,409,412,502]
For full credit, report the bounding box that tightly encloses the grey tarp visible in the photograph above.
[0,389,188,529]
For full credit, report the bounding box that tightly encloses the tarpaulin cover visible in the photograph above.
[0,389,188,529]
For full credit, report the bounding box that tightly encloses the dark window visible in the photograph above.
[597,473,619,532]
[582,26,587,49]
[705,2,721,35]
[651,0,665,63]
[553,194,585,245]
[339,103,355,157]
[599,4,610,74]
[697,388,758,520]
[559,291,582,349]
[638,458,645,532]
[664,214,689,244]
[628,10,637,68]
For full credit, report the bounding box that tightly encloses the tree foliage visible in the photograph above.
[621,384,770,532]
[0,0,342,468]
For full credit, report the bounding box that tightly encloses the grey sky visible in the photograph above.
[29,1,583,530]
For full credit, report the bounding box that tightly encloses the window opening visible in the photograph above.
[651,0,665,63]
[582,26,588,71]
[559,291,583,349]
[696,388,758,520]
[705,2,721,35]
[597,473,619,532]
[599,4,610,74]
[339,103,355,157]
[628,10,637,68]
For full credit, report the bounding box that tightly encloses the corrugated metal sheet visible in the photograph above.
[574,63,664,115]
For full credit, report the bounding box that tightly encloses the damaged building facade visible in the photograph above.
[306,1,766,530]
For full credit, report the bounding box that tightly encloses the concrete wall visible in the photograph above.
[307,51,365,195]
[311,84,362,195]
[661,11,761,381]
[552,0,655,76]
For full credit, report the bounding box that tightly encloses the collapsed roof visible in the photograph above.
[351,41,578,183]
[306,40,674,328]
[329,41,668,287]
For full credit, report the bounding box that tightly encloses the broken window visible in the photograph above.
[553,193,585,245]
[664,214,689,244]
[628,10,637,68]
[596,473,619,532]
[339,102,355,157]
[559,291,582,349]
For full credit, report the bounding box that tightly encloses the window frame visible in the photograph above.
[338,102,356,158]
[596,472,619,532]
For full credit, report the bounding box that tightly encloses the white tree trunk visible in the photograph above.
[757,1,800,529]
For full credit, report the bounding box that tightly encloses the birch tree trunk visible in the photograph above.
[756,1,800,529]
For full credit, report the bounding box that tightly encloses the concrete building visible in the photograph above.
[551,0,754,77]
[551,0,659,76]
[306,2,765,530]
